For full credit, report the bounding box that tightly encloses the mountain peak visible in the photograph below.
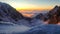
[0,2,24,22]
[48,5,60,24]
[53,5,60,10]
[54,5,59,8]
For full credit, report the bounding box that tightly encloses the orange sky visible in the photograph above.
[0,0,59,17]
[16,5,53,11]
[16,5,53,17]
[1,0,59,11]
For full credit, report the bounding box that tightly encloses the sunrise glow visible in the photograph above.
[11,2,53,10]
[1,0,59,11]
[0,0,60,17]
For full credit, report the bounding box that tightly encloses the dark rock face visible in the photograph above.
[34,5,60,24]
[0,2,24,22]
[48,6,60,24]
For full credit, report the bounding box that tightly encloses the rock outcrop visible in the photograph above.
[0,2,24,23]
[48,5,60,24]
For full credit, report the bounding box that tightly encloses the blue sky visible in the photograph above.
[0,0,60,10]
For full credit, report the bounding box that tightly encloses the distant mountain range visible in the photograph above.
[0,2,60,25]
[0,2,60,34]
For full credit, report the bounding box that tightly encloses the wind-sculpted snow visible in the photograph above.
[0,20,47,34]
[1,21,60,34]
[21,24,60,34]
[0,21,31,34]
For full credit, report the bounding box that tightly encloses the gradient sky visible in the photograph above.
[0,0,60,10]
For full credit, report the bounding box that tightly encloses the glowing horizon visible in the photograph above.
[11,2,53,10]
[0,0,60,10]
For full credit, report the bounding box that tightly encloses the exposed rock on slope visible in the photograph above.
[48,6,60,24]
[0,2,24,23]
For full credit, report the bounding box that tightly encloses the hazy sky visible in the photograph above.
[0,0,60,10]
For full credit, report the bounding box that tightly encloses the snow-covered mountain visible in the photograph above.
[0,2,43,27]
[0,2,24,23]
[0,2,60,34]
[48,5,60,24]
[34,5,60,24]
[0,2,60,25]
